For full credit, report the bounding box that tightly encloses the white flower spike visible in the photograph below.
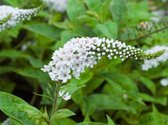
[142,46,168,71]
[0,5,39,32]
[42,37,162,83]
[43,0,67,12]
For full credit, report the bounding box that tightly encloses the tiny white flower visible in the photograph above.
[62,92,71,100]
[161,78,168,86]
[59,91,71,100]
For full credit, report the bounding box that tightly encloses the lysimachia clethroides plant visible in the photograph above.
[0,36,166,125]
[0,4,166,125]
[40,37,165,124]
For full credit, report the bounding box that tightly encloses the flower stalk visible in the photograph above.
[50,82,62,117]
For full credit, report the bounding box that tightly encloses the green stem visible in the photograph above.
[50,82,62,117]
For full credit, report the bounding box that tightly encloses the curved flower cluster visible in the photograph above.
[160,78,168,86]
[42,37,149,83]
[142,46,168,71]
[43,0,67,12]
[0,5,39,32]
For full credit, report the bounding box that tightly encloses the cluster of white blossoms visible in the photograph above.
[160,78,168,86]
[0,5,39,32]
[2,119,10,125]
[59,91,71,100]
[142,46,168,71]
[43,0,67,12]
[42,37,155,83]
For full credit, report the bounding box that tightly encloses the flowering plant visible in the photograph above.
[0,0,168,125]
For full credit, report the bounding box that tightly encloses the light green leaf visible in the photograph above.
[67,0,86,22]
[138,105,168,125]
[51,109,75,121]
[28,57,44,68]
[0,50,29,59]
[139,93,167,106]
[139,76,156,95]
[0,91,47,125]
[107,115,115,125]
[109,0,127,24]
[95,21,118,39]
[100,72,138,94]
[24,23,61,40]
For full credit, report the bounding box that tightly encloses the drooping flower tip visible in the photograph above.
[42,37,146,83]
[142,46,168,71]
[0,5,40,32]
[43,0,67,12]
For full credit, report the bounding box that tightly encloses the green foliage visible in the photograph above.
[0,91,48,125]
[1,0,168,125]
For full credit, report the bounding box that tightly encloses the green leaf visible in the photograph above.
[52,118,76,125]
[24,23,61,40]
[139,76,156,95]
[127,1,152,23]
[0,66,16,74]
[82,94,128,116]
[95,21,118,39]
[67,0,86,22]
[109,0,127,24]
[139,93,167,106]
[54,20,73,29]
[107,115,115,125]
[138,105,168,125]
[28,57,44,68]
[77,122,107,125]
[84,76,104,94]
[4,0,42,7]
[100,72,139,94]
[51,109,75,121]
[100,72,145,106]
[0,50,29,59]
[0,91,47,125]
[15,68,50,89]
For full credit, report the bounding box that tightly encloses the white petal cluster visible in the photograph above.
[2,119,10,125]
[42,37,145,83]
[142,46,168,71]
[43,0,67,12]
[0,5,39,32]
[59,91,71,100]
[160,78,168,86]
